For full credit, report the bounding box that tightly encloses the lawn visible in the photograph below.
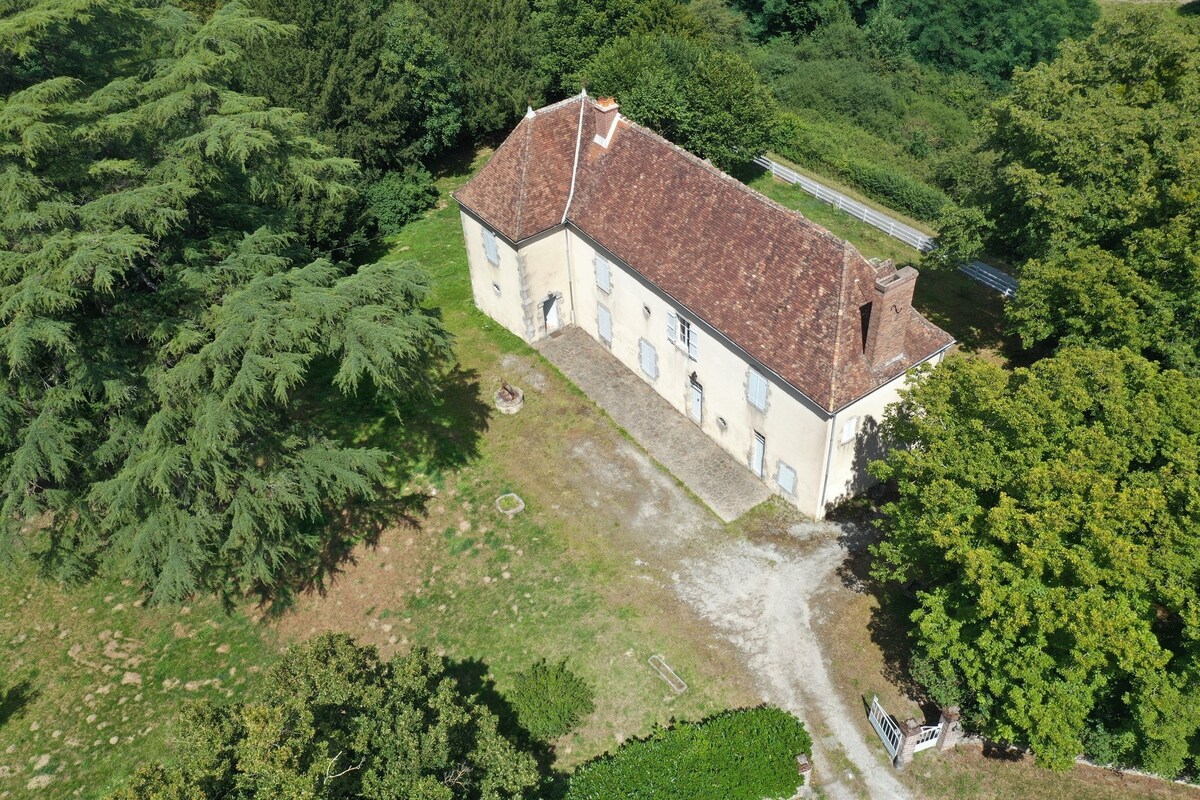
[0,563,277,798]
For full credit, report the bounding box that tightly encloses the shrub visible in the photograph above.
[509,659,595,740]
[564,707,812,800]
[365,164,438,234]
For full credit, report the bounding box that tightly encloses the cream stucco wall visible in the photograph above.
[459,210,942,519]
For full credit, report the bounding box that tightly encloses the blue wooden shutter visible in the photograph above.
[778,462,797,495]
[687,326,698,361]
[639,339,658,379]
[748,369,768,410]
[597,304,613,343]
[667,310,676,344]
[483,229,499,265]
[595,255,611,292]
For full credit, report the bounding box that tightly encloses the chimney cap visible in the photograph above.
[596,96,618,110]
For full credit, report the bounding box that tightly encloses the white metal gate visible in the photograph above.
[869,695,943,761]
[869,695,902,759]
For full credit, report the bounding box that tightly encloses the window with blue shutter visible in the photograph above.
[482,228,499,266]
[639,339,658,380]
[595,254,611,293]
[597,304,613,344]
[777,462,797,496]
[747,369,768,411]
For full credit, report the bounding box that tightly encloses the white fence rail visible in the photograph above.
[753,155,935,253]
[753,155,1021,298]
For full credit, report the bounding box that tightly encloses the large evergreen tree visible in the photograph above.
[112,635,539,799]
[0,1,452,602]
[871,349,1200,775]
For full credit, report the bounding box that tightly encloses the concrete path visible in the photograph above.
[536,327,771,522]
[676,523,910,800]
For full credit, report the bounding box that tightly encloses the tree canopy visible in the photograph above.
[585,33,780,170]
[238,0,463,172]
[112,635,539,799]
[984,10,1200,372]
[414,0,542,137]
[0,0,452,602]
[900,0,1098,81]
[871,349,1200,775]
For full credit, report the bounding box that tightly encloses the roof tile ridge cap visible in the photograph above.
[826,242,857,411]
[618,121,845,245]
[513,115,534,239]
[531,94,588,116]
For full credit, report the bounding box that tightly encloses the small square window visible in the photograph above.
[840,416,858,445]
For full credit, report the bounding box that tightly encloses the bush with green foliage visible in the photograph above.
[773,115,949,221]
[112,635,539,799]
[565,707,812,800]
[871,348,1200,775]
[509,659,595,740]
[366,166,439,235]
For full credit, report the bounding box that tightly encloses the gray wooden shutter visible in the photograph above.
[597,304,613,343]
[666,310,676,344]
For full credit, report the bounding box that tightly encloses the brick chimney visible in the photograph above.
[593,97,620,146]
[864,262,918,367]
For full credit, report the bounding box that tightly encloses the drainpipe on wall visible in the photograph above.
[560,89,587,326]
[817,410,838,518]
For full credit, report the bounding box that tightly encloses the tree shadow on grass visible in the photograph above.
[827,491,939,722]
[0,678,37,728]
[253,361,492,615]
[443,657,567,798]
[1181,0,1199,16]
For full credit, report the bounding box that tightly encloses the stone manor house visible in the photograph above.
[454,93,953,518]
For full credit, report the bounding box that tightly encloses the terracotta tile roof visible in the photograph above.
[453,96,954,412]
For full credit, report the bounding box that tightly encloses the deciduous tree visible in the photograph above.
[585,34,779,170]
[871,349,1200,774]
[0,1,452,602]
[986,10,1200,372]
[111,635,539,799]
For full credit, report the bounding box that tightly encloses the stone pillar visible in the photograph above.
[795,753,813,798]
[936,706,963,752]
[893,718,923,769]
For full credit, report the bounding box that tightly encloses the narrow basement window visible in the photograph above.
[492,282,501,296]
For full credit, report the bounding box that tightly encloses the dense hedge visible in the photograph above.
[773,112,950,222]
[564,707,812,800]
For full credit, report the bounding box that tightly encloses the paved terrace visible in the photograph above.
[536,327,771,522]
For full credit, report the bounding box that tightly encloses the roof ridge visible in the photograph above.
[531,94,587,116]
[512,115,534,238]
[827,243,856,409]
